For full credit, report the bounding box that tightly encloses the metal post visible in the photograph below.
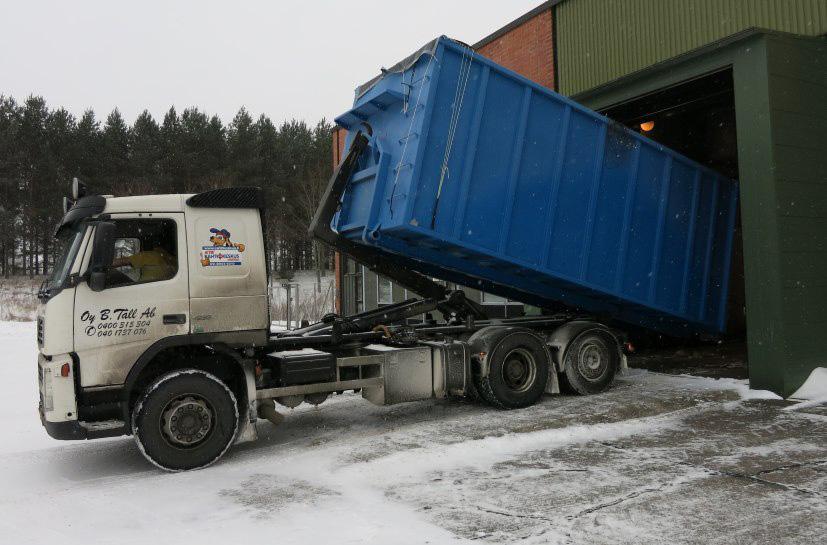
[283,283,292,330]
[294,283,301,329]
[281,282,301,329]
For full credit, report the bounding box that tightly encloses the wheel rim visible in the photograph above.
[160,394,214,448]
[577,339,610,382]
[500,348,538,393]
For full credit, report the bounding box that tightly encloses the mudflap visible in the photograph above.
[234,361,259,445]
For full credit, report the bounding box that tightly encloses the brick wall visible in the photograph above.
[475,7,555,90]
[332,126,347,166]
[331,127,348,312]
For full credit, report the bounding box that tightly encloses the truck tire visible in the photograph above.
[475,331,549,409]
[132,370,239,472]
[559,331,619,395]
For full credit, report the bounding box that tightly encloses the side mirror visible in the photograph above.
[89,270,106,292]
[71,177,86,200]
[88,222,115,292]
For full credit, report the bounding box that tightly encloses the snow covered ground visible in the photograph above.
[0,277,40,321]
[270,270,335,325]
[1,320,825,544]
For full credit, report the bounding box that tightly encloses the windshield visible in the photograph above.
[42,224,86,297]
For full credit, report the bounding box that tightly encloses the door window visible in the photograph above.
[106,219,178,288]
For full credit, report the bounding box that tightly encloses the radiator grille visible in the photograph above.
[37,317,44,346]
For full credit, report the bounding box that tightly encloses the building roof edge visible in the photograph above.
[472,1,564,50]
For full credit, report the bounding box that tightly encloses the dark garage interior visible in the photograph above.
[601,69,749,379]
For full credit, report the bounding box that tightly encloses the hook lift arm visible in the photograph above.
[304,131,486,336]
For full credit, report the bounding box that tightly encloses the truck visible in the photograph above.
[36,37,737,471]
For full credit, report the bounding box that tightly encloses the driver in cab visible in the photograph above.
[111,242,175,283]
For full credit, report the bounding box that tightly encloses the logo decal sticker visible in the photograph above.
[200,227,245,267]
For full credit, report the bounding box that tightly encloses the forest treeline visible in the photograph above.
[0,95,334,279]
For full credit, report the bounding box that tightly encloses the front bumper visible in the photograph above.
[38,402,126,440]
[38,353,128,441]
[39,402,88,440]
[38,352,79,433]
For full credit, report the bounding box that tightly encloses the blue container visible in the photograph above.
[334,37,739,336]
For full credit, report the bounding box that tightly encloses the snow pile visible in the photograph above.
[689,376,782,401]
[628,369,782,401]
[789,367,827,400]
[784,367,827,411]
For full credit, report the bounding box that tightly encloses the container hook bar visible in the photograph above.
[309,131,487,324]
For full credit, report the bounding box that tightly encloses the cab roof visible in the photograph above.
[103,194,190,214]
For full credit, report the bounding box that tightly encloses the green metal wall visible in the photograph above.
[557,0,827,95]
[764,33,827,395]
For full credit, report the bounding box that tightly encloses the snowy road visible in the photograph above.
[1,321,825,544]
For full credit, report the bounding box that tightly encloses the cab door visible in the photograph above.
[73,213,189,388]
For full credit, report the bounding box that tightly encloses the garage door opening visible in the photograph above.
[600,69,748,379]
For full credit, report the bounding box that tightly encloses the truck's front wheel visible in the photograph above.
[132,370,239,471]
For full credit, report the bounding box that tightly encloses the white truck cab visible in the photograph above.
[38,188,269,457]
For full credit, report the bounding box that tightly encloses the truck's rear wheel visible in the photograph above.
[559,331,619,395]
[475,331,549,409]
[132,370,239,471]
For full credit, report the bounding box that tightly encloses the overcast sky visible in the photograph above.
[0,1,542,125]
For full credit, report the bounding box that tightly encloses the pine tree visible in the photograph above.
[203,115,228,188]
[0,96,22,276]
[130,110,161,195]
[18,96,52,275]
[100,109,130,196]
[227,107,257,184]
[43,107,77,268]
[74,109,101,190]
[159,106,182,192]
